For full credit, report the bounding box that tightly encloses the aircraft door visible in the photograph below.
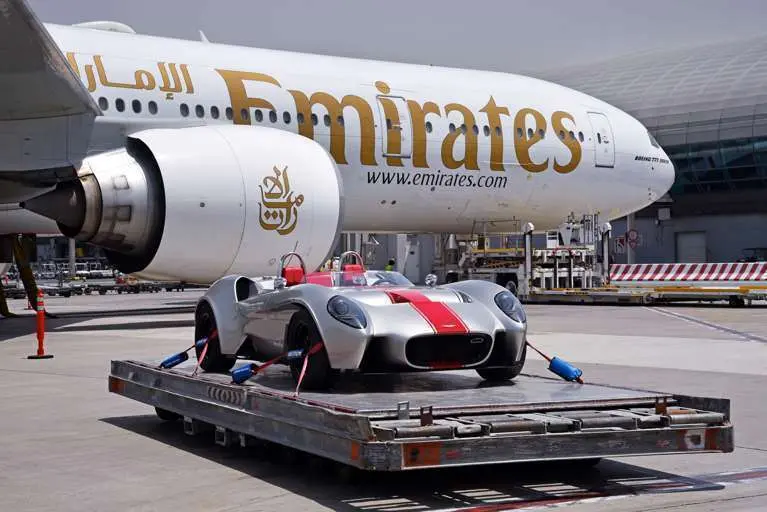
[587,111,615,168]
[376,96,412,159]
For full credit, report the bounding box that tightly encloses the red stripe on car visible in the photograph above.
[385,289,469,334]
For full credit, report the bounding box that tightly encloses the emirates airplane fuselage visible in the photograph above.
[0,2,674,283]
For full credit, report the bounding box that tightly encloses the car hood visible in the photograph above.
[333,286,503,336]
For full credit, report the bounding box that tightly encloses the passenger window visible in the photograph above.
[559,130,565,140]
[538,128,545,138]
[240,108,250,122]
[195,105,204,118]
[449,123,456,133]
[578,131,584,142]
[426,121,433,133]
[148,101,158,115]
[98,97,109,111]
[210,106,219,119]
[495,126,502,137]
[284,112,291,123]
[386,118,392,130]
[597,133,602,144]
[311,113,318,126]
[115,98,125,112]
[460,124,467,134]
[337,115,344,126]
[516,127,523,138]
[132,100,141,114]
[270,110,278,123]
[254,110,263,122]
[297,113,305,124]
[527,128,534,138]
[225,107,233,120]
[483,125,490,136]
[569,130,575,140]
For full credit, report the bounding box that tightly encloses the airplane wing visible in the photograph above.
[0,0,100,172]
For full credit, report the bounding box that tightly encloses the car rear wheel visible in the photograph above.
[194,301,236,373]
[476,343,526,382]
[285,309,334,390]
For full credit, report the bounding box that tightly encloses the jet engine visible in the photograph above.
[22,125,344,283]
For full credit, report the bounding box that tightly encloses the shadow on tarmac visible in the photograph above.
[0,306,194,343]
[101,414,725,511]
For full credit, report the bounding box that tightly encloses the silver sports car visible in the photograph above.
[195,252,527,389]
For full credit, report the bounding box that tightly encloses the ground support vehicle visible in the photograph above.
[109,359,733,472]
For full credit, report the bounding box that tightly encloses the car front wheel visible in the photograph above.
[194,301,236,373]
[476,343,526,382]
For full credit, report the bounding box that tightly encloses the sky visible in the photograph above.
[28,0,767,75]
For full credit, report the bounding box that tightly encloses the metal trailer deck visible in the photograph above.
[109,360,734,471]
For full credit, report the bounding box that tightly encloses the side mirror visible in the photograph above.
[424,273,438,287]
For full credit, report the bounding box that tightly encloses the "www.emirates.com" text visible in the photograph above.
[367,170,508,189]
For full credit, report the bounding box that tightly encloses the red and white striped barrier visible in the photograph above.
[610,262,767,285]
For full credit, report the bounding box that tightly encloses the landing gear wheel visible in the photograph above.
[194,301,236,373]
[155,407,181,421]
[285,309,334,390]
[476,343,526,382]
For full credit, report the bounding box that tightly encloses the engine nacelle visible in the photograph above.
[25,126,344,283]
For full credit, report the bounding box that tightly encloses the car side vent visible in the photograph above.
[235,277,256,302]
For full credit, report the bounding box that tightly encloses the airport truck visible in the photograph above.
[109,360,733,472]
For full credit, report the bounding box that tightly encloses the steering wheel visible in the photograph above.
[370,273,397,286]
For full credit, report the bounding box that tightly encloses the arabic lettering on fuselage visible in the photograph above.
[66,53,194,96]
[65,53,583,174]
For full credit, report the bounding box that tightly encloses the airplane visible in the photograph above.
[0,0,674,285]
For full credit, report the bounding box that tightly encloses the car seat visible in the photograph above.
[281,266,305,286]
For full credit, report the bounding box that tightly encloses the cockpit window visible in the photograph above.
[648,130,660,148]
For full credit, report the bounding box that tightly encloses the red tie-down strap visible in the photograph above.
[193,329,218,376]
[295,342,325,396]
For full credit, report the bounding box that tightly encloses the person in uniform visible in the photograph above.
[384,258,395,271]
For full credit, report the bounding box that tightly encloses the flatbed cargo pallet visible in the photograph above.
[109,360,733,471]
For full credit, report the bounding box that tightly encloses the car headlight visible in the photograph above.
[327,295,367,329]
[494,290,526,323]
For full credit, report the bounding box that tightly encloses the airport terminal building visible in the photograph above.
[539,35,767,263]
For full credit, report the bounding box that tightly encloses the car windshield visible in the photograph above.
[313,270,413,288]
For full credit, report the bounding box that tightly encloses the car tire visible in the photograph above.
[194,301,236,373]
[476,343,526,382]
[285,309,334,390]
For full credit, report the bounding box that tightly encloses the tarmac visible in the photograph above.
[1,292,766,511]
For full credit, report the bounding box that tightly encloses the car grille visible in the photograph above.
[405,334,492,368]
